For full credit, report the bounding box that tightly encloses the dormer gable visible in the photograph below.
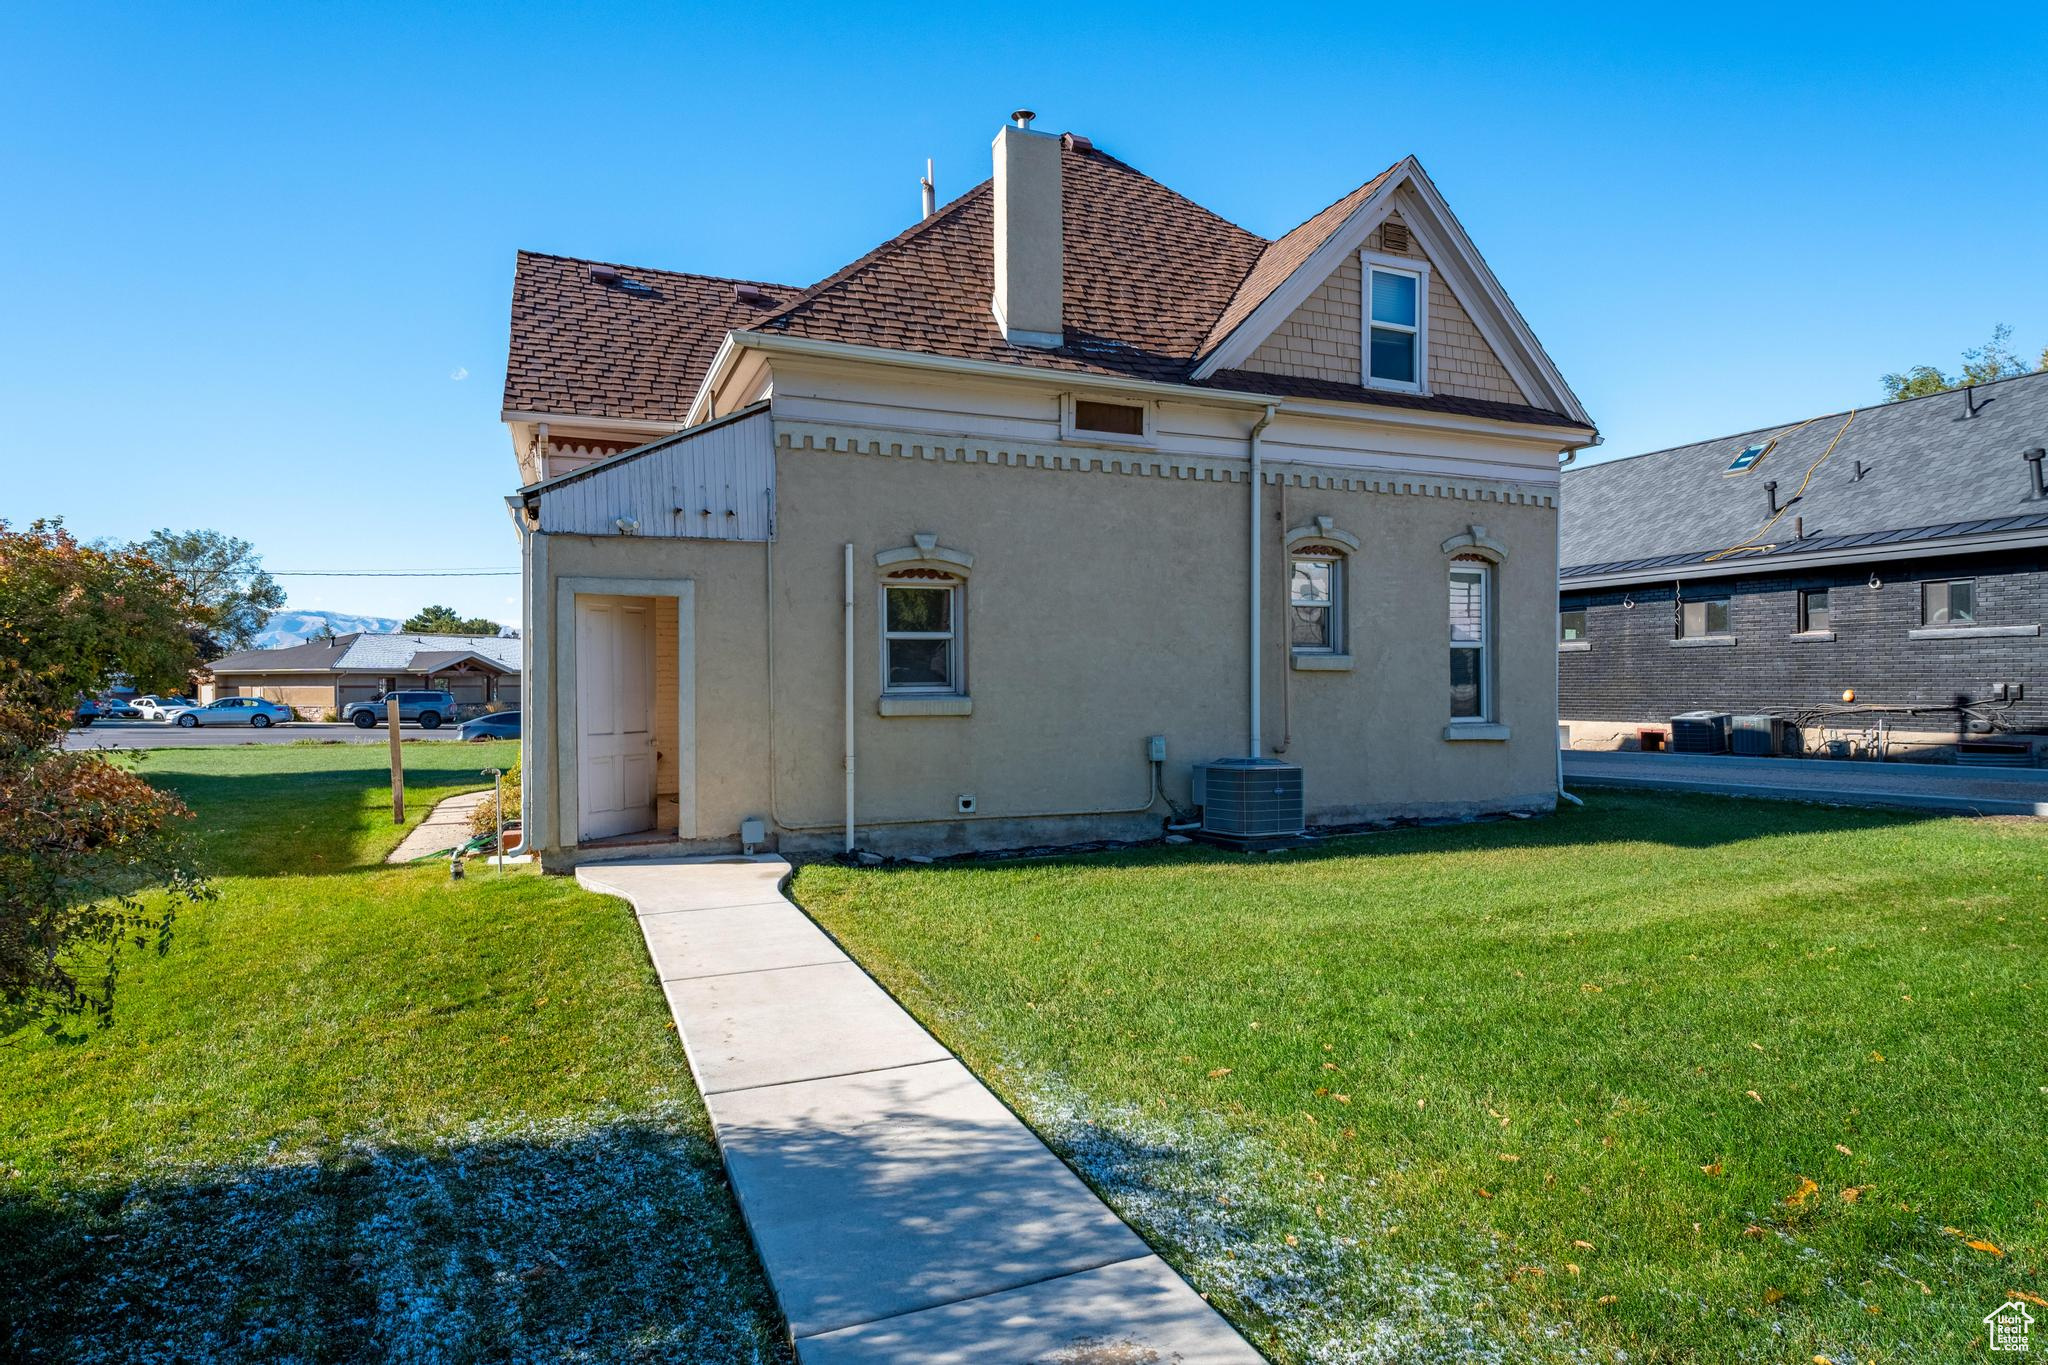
[1193,159,1590,428]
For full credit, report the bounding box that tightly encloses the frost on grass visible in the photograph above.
[5,1103,788,1365]
[1019,1075,1593,1365]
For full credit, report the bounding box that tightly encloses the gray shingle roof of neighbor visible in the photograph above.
[207,633,520,674]
[1560,368,2048,580]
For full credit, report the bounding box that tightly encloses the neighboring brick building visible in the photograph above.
[1559,370,2048,754]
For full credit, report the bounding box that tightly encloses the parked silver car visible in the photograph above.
[164,697,295,728]
[342,689,457,730]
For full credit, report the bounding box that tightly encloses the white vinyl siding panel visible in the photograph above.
[537,409,775,540]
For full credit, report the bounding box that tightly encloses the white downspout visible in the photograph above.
[1247,404,1277,758]
[1556,445,1584,808]
[505,501,546,855]
[843,542,856,852]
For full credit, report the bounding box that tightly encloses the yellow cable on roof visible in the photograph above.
[1704,408,1858,563]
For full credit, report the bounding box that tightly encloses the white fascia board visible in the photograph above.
[1396,166,1592,428]
[1275,395,1592,448]
[1560,527,2048,591]
[727,331,1280,409]
[500,410,684,437]
[1191,162,1412,380]
[684,332,743,426]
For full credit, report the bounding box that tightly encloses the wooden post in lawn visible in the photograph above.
[388,694,404,823]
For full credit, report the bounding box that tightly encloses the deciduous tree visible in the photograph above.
[138,528,286,653]
[1881,323,2041,402]
[0,520,209,1034]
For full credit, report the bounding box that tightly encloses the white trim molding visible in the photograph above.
[875,533,975,575]
[1285,514,1363,553]
[878,695,974,717]
[1443,723,1511,742]
[1441,524,1509,562]
[777,423,1559,508]
[552,576,698,847]
[1060,391,1157,448]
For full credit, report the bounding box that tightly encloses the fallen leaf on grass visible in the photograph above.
[1746,1090,1764,1104]
[1477,1188,1493,1199]
[1967,1239,2005,1256]
[1835,1143,1853,1156]
[2011,1290,2048,1308]
[1572,1239,1595,1250]
[1764,1288,1785,1305]
[1840,1186,1873,1203]
[1786,1177,1820,1210]
[1566,1262,1581,1275]
[1701,1161,1724,1176]
[1207,1067,1232,1078]
[1596,1294,1618,1306]
[1870,1051,1885,1062]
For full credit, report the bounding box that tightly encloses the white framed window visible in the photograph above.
[1061,393,1154,445]
[1362,251,1429,393]
[881,571,962,694]
[1289,553,1342,653]
[1449,561,1491,721]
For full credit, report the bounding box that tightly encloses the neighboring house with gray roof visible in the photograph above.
[1558,369,2048,751]
[197,632,519,718]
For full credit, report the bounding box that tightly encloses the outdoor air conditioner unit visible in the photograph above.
[1730,715,1788,756]
[1192,758,1305,845]
[1669,711,1732,754]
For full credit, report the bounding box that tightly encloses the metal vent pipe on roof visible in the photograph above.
[2027,447,2046,498]
[920,158,935,219]
[1765,479,1779,515]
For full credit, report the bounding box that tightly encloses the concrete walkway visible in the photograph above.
[1564,750,2048,816]
[577,856,1262,1365]
[384,789,490,863]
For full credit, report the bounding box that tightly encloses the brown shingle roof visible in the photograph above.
[747,146,1267,384]
[1200,165,1399,356]
[501,252,800,423]
[504,144,1581,430]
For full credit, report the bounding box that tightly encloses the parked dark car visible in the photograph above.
[457,711,521,742]
[97,697,143,720]
[342,689,458,730]
[73,698,100,727]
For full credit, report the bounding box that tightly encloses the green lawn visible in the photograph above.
[1,742,787,1363]
[795,794,2048,1364]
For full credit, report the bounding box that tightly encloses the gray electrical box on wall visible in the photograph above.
[1146,735,1167,762]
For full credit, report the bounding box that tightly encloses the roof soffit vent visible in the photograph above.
[1379,220,1411,253]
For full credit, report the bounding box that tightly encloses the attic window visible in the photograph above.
[1362,252,1429,393]
[1073,399,1145,436]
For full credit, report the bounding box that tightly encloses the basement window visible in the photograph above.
[1921,579,1975,627]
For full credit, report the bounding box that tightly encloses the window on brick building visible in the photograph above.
[1799,588,1830,634]
[1678,596,1731,638]
[1920,579,1975,627]
[1559,607,1587,642]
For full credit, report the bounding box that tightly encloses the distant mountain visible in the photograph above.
[250,610,400,649]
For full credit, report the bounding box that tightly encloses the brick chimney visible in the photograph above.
[990,111,1063,349]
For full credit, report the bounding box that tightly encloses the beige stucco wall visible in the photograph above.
[1242,214,1528,405]
[531,433,1560,861]
[210,675,339,717]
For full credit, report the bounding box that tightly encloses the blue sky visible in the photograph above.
[5,3,2044,624]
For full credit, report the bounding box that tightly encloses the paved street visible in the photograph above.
[1563,749,2048,817]
[66,720,477,750]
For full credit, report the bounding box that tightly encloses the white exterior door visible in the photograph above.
[576,596,656,841]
